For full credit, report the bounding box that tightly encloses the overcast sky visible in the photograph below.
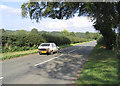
[0,1,97,33]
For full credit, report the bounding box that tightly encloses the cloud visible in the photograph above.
[40,16,95,32]
[46,20,68,29]
[0,4,21,14]
[69,16,93,28]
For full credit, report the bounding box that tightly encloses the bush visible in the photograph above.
[2,30,95,53]
[31,45,37,50]
[11,46,18,52]
[2,45,38,53]
[2,46,9,53]
[42,33,71,45]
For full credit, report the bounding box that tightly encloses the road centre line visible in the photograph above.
[34,48,79,66]
[68,49,77,53]
[34,54,63,66]
[0,77,3,80]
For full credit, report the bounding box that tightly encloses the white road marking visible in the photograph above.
[35,48,79,66]
[34,54,63,66]
[0,77,3,80]
[68,49,77,53]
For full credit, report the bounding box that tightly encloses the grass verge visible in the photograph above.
[76,44,119,84]
[1,49,38,60]
[59,40,94,48]
[1,40,94,60]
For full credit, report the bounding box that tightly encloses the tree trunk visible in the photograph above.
[100,28,116,50]
[118,24,120,51]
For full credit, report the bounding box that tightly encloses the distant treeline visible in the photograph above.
[0,28,100,53]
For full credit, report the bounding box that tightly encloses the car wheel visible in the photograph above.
[39,52,42,55]
[56,51,59,53]
[50,51,53,55]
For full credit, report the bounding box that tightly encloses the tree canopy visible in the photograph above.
[31,28,39,33]
[21,2,120,49]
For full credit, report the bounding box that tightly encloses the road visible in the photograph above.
[2,41,96,84]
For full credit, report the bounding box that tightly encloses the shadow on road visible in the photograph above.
[29,46,95,81]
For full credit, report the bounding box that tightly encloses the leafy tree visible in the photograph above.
[27,33,45,47]
[16,30,27,35]
[85,31,89,35]
[42,33,71,45]
[0,28,6,33]
[61,29,70,36]
[85,3,118,49]
[21,2,120,49]
[31,28,38,34]
[85,31,90,39]
[70,32,76,36]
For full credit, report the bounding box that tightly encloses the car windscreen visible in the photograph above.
[40,44,50,46]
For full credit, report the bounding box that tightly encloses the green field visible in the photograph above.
[76,44,119,84]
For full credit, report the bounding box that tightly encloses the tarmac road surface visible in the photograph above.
[2,41,96,84]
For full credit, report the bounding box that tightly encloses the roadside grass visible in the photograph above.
[59,44,73,48]
[1,40,94,60]
[59,40,94,48]
[76,44,119,84]
[1,49,38,60]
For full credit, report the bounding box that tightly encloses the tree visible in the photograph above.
[0,28,6,33]
[31,28,38,34]
[16,30,27,35]
[61,29,70,36]
[84,3,118,49]
[70,32,76,36]
[85,31,89,35]
[21,2,120,49]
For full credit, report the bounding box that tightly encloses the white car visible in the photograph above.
[38,43,59,55]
